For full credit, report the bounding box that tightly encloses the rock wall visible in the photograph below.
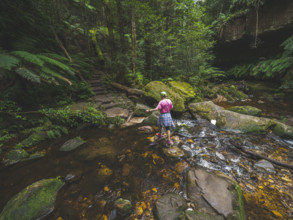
[215,0,293,66]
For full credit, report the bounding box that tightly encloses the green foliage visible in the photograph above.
[15,67,41,83]
[227,34,293,80]
[40,105,107,128]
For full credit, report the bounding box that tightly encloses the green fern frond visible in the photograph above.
[11,51,44,67]
[40,53,69,62]
[0,53,20,70]
[15,67,41,83]
[38,54,75,75]
[41,67,72,85]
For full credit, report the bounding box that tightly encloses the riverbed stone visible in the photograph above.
[0,178,64,220]
[4,149,29,165]
[254,160,275,173]
[136,126,154,134]
[60,137,85,152]
[114,198,132,216]
[78,137,118,164]
[154,193,187,220]
[186,168,245,219]
[228,105,262,116]
[105,107,129,118]
[144,81,186,112]
[163,146,185,158]
[189,101,293,138]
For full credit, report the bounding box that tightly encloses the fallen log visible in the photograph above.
[111,82,144,95]
[229,139,293,170]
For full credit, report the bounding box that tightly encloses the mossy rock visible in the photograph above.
[144,111,160,125]
[144,81,185,112]
[168,81,196,100]
[189,101,293,138]
[15,131,48,149]
[228,106,262,116]
[0,178,64,220]
[4,149,29,165]
[114,198,132,216]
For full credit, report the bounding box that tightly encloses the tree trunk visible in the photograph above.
[117,0,125,52]
[131,5,137,75]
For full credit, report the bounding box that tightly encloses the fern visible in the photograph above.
[15,67,41,83]
[41,66,72,85]
[0,53,20,70]
[38,54,75,75]
[11,51,44,67]
[40,53,69,62]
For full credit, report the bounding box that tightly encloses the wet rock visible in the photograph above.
[189,101,293,138]
[228,105,262,116]
[122,117,147,127]
[122,163,132,176]
[175,160,190,173]
[0,178,64,220]
[16,131,48,149]
[154,193,187,220]
[144,81,186,112]
[186,168,245,219]
[185,210,224,220]
[114,198,132,216]
[105,107,129,118]
[163,146,185,158]
[257,100,265,104]
[136,126,154,134]
[65,174,81,184]
[60,137,85,152]
[254,160,275,173]
[78,137,117,164]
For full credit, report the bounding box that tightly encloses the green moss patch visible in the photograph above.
[0,178,64,220]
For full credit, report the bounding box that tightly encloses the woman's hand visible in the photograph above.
[146,109,150,113]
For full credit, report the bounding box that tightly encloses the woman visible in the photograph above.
[146,91,175,145]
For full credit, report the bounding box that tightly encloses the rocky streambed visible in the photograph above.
[0,113,292,219]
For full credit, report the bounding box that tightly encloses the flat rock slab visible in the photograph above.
[0,178,64,220]
[95,95,113,103]
[105,107,129,118]
[163,146,185,158]
[60,137,85,152]
[187,168,241,218]
[254,159,275,173]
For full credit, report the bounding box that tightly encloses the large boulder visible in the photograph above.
[168,81,196,100]
[228,105,262,116]
[189,101,293,138]
[186,168,245,219]
[144,81,186,112]
[0,178,64,220]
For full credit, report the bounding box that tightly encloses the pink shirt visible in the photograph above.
[156,99,173,114]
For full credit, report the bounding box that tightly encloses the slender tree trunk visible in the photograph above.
[254,0,260,48]
[117,0,125,52]
[103,0,115,56]
[131,5,137,75]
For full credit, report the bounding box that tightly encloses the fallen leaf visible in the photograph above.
[104,186,110,192]
[152,187,157,192]
[136,206,143,215]
[272,210,282,217]
[187,139,194,143]
[174,182,180,189]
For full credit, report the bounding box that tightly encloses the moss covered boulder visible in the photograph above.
[228,106,262,116]
[189,101,293,138]
[0,178,64,220]
[168,81,196,100]
[144,81,185,112]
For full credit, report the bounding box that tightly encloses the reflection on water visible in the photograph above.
[0,117,292,219]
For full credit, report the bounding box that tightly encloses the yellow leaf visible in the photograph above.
[152,187,157,192]
[104,186,110,191]
[101,214,108,220]
[281,176,292,182]
[83,197,87,201]
[152,195,157,201]
[258,185,263,189]
[187,139,194,143]
[174,182,180,189]
[272,210,283,217]
[136,206,143,215]
[141,202,147,210]
[57,217,63,220]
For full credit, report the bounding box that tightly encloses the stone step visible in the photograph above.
[89,80,101,83]
[95,91,106,95]
[92,87,105,92]
[101,103,116,109]
[94,95,112,103]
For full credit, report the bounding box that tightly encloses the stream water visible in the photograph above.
[0,88,293,219]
